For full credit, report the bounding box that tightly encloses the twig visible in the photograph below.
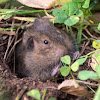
[0,42,7,47]
[76,80,99,87]
[12,21,24,73]
[4,36,12,60]
[4,17,15,60]
[15,86,27,100]
[6,38,22,60]
[0,23,22,27]
[81,40,90,55]
[84,27,100,39]
[0,30,15,35]
[82,32,88,39]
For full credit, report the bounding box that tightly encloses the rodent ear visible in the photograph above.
[27,37,34,50]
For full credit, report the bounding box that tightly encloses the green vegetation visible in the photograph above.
[52,0,100,50]
[53,1,100,98]
[27,89,56,100]
[60,55,87,79]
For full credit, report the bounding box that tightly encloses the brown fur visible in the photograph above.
[16,18,75,81]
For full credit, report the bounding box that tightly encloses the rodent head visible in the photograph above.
[23,18,74,54]
[18,18,75,81]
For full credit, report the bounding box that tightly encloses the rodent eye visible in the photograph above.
[44,40,49,44]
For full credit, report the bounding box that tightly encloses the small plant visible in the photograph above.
[78,39,100,81]
[77,52,100,100]
[60,55,87,78]
[60,48,100,79]
[27,89,56,100]
[60,49,100,99]
[78,53,100,81]
[52,0,99,50]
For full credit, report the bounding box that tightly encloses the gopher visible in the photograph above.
[16,18,75,81]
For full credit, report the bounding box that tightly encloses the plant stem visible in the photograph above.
[70,70,80,86]
[77,24,82,48]
[59,0,60,8]
[80,49,100,58]
[69,26,75,41]
[89,10,100,23]
[76,15,84,50]
[87,85,96,93]
[81,38,96,41]
[42,88,47,100]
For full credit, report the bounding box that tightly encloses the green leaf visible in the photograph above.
[72,0,84,2]
[98,23,100,31]
[0,9,44,16]
[76,56,88,65]
[82,0,90,8]
[78,70,98,80]
[76,10,83,17]
[60,66,70,77]
[48,97,56,100]
[94,86,100,100]
[0,0,8,4]
[64,16,79,26]
[92,40,100,49]
[61,55,71,65]
[74,2,82,8]
[62,2,78,16]
[95,65,100,77]
[52,8,67,23]
[95,54,100,63]
[0,9,15,12]
[27,89,41,100]
[0,28,15,31]
[3,14,12,20]
[71,61,79,72]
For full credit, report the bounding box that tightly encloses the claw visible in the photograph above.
[73,51,81,61]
